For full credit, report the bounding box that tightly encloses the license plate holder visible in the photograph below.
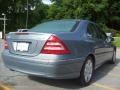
[13,42,29,52]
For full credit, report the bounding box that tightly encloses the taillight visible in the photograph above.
[4,37,8,49]
[41,35,70,54]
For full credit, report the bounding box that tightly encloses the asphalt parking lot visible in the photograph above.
[0,39,120,90]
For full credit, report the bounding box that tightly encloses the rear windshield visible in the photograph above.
[29,20,79,33]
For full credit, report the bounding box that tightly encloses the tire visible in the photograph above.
[109,50,116,64]
[78,56,94,86]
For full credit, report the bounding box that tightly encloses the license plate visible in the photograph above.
[13,42,29,52]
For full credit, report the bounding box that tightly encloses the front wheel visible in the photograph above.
[109,50,116,64]
[78,56,94,86]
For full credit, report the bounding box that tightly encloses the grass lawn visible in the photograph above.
[113,37,120,47]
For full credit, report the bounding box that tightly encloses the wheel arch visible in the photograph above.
[78,53,95,85]
[88,54,96,68]
[81,53,96,72]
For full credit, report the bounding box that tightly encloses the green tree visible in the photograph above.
[0,0,119,33]
[0,0,47,33]
[49,0,120,31]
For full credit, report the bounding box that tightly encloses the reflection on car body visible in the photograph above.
[2,19,116,86]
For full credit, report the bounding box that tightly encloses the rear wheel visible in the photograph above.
[109,50,116,64]
[78,56,94,86]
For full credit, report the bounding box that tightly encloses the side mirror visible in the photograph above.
[106,33,114,42]
[106,33,112,37]
[106,37,114,43]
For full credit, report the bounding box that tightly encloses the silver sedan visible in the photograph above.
[2,19,116,86]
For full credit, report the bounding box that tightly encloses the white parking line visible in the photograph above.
[93,83,117,90]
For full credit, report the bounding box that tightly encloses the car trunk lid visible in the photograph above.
[6,32,52,56]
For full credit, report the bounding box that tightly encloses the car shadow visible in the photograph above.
[29,58,120,89]
[92,58,120,83]
[28,76,82,89]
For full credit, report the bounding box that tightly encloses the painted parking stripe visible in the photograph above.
[93,83,117,90]
[0,84,12,90]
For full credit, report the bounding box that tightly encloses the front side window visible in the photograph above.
[95,25,107,40]
[87,23,107,40]
[87,23,99,39]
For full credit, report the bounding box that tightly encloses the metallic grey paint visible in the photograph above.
[2,20,115,79]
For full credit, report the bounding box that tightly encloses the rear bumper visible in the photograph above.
[2,50,85,79]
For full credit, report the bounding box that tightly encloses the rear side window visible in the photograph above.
[29,20,79,33]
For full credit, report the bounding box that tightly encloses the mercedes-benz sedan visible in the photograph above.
[2,20,116,86]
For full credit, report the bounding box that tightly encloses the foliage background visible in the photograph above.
[0,0,120,36]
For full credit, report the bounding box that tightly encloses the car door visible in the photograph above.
[95,25,114,62]
[87,23,108,65]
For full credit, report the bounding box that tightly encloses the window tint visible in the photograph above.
[95,25,107,40]
[87,23,99,39]
[29,20,79,33]
[87,23,107,40]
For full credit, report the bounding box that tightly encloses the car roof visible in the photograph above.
[46,19,89,22]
